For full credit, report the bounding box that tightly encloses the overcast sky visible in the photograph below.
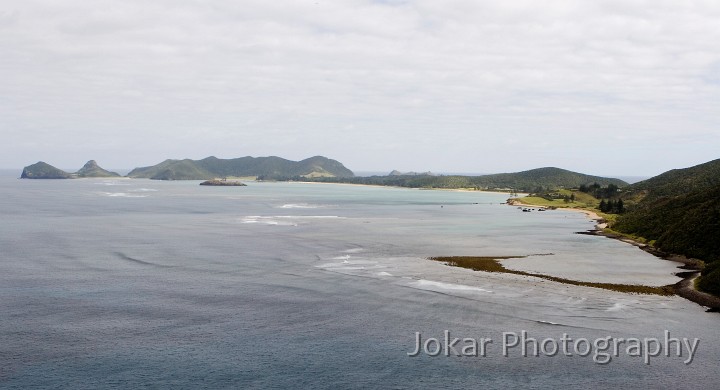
[1,0,719,176]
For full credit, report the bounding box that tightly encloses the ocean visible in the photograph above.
[1,173,718,389]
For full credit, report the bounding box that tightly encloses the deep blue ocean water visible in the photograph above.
[1,173,718,389]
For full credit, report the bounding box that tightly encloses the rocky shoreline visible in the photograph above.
[508,199,720,310]
[577,227,720,311]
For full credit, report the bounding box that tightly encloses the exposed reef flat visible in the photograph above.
[429,256,675,296]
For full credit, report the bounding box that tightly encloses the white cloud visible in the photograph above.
[1,0,719,175]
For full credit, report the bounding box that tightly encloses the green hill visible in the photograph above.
[306,167,627,192]
[21,160,122,179]
[614,184,720,263]
[75,160,121,178]
[127,155,354,180]
[471,167,627,191]
[20,161,73,179]
[613,158,720,295]
[128,159,215,180]
[623,158,720,202]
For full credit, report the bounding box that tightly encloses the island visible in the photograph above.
[20,160,120,179]
[127,155,354,180]
[199,179,247,186]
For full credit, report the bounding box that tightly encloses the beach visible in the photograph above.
[507,196,720,309]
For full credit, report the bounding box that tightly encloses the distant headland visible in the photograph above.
[20,156,355,181]
[21,160,120,179]
[127,155,354,180]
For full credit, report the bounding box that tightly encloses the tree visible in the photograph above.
[617,198,624,213]
[570,193,575,202]
[599,199,607,212]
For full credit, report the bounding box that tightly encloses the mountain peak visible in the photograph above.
[82,160,99,169]
[20,161,72,179]
[75,160,120,178]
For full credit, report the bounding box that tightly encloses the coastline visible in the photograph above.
[507,199,607,229]
[508,198,720,310]
[288,180,523,195]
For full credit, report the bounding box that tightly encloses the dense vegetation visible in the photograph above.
[623,158,720,202]
[598,198,624,213]
[579,183,621,199]
[301,167,627,192]
[612,159,720,295]
[128,155,354,180]
[614,184,720,283]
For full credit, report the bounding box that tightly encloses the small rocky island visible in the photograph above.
[75,160,121,178]
[199,179,247,186]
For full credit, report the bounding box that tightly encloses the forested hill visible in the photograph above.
[623,158,720,202]
[615,183,720,264]
[127,156,354,180]
[613,158,720,295]
[302,167,627,192]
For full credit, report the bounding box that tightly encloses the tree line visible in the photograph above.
[599,198,625,213]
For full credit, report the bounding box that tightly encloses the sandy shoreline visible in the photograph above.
[508,198,720,310]
[507,199,608,228]
[261,182,720,309]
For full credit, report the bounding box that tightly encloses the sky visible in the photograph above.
[1,0,719,177]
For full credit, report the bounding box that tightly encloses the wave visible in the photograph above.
[315,258,383,272]
[606,302,627,312]
[279,203,321,209]
[239,215,343,225]
[129,188,158,192]
[94,181,129,186]
[99,192,148,198]
[412,279,492,293]
[240,216,297,226]
[535,320,565,326]
[115,252,172,268]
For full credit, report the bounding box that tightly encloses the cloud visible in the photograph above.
[1,0,719,175]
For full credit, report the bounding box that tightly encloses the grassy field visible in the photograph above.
[511,189,620,223]
[515,189,597,208]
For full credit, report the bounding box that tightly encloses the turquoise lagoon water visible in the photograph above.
[0,174,718,389]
